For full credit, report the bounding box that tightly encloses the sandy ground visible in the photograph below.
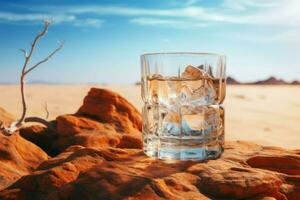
[0,84,299,149]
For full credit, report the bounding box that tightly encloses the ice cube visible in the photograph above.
[180,65,216,105]
[182,65,214,79]
[179,79,216,105]
[197,64,214,78]
[181,65,204,79]
[159,107,181,136]
[182,114,207,136]
[179,83,193,104]
[181,105,222,137]
[181,105,206,136]
[148,75,182,106]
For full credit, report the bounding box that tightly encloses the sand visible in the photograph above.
[0,84,299,149]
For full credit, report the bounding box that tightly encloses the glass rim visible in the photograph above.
[141,52,225,58]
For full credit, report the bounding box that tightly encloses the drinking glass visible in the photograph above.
[141,52,226,160]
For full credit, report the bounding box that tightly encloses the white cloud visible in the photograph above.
[131,18,181,26]
[1,1,300,32]
[34,2,300,27]
[222,0,282,11]
[42,5,242,24]
[74,18,104,28]
[130,17,207,28]
[0,11,104,28]
[240,2,300,27]
[0,12,76,23]
[218,0,300,27]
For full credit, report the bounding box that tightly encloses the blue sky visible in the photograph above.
[0,0,299,83]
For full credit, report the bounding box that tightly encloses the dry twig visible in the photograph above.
[0,21,63,135]
[44,103,49,119]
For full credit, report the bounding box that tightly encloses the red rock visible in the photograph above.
[53,114,142,153]
[0,141,299,200]
[247,155,300,175]
[1,89,299,200]
[117,134,142,149]
[76,88,142,134]
[56,115,116,136]
[187,160,284,199]
[0,132,48,190]
[52,127,121,153]
[19,88,143,155]
[53,88,142,153]
[19,125,57,156]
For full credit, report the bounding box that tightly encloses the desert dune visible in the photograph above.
[0,84,299,149]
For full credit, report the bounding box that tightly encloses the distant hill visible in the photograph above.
[226,76,241,85]
[226,76,300,85]
[250,76,287,85]
[291,80,300,85]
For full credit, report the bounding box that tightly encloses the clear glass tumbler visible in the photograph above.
[141,52,226,160]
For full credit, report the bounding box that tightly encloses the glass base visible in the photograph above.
[143,136,223,161]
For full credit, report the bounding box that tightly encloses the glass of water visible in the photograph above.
[141,52,226,160]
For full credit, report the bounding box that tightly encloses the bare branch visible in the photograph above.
[16,74,26,127]
[1,20,62,136]
[44,102,49,119]
[24,117,55,132]
[15,21,63,128]
[21,21,50,74]
[24,41,64,75]
[19,49,28,58]
[27,21,50,62]
[0,121,19,136]
[16,21,51,127]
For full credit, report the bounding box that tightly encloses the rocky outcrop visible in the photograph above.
[0,107,48,191]
[0,132,48,190]
[19,88,142,156]
[77,88,142,134]
[0,88,299,200]
[0,141,299,200]
[19,125,57,156]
